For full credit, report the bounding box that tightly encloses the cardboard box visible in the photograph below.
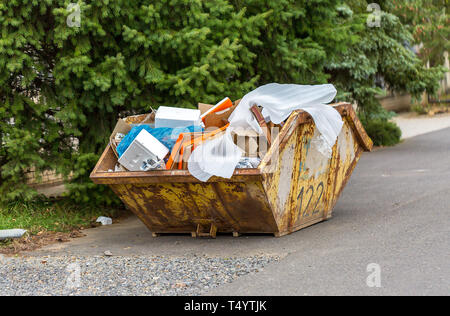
[124,112,155,125]
[109,119,132,158]
[198,100,238,129]
[109,112,155,158]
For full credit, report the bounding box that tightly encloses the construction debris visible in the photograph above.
[101,84,345,183]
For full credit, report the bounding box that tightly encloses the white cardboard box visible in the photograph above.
[118,129,169,171]
[155,106,201,128]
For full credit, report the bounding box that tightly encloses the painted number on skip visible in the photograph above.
[297,181,324,218]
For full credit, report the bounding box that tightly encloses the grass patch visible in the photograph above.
[411,103,430,115]
[0,198,126,235]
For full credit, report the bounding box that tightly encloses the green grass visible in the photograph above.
[0,198,125,235]
[411,103,430,115]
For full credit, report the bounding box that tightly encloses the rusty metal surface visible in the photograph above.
[91,103,372,237]
[110,181,278,235]
[259,105,371,236]
[260,121,332,235]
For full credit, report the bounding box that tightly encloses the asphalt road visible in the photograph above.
[22,127,450,296]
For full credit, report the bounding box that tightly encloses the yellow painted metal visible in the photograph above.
[260,117,365,236]
[91,103,372,237]
[109,181,278,235]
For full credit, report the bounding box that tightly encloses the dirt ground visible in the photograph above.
[0,230,86,255]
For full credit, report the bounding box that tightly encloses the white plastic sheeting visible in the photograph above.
[188,83,343,181]
[0,229,27,240]
[96,216,113,226]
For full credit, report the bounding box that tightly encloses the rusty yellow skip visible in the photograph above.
[90,103,372,237]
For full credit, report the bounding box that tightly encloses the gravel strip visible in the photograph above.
[0,254,279,296]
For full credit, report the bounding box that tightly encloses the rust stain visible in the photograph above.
[91,103,371,237]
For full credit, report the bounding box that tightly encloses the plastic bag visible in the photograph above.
[236,157,262,169]
[0,229,27,240]
[187,132,242,181]
[188,83,343,181]
[117,125,203,157]
[96,216,112,226]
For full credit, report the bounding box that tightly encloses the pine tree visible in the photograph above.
[327,1,445,119]
[391,0,449,67]
[0,0,445,204]
[233,0,444,143]
[0,0,267,203]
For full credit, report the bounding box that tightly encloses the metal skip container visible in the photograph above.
[90,103,373,237]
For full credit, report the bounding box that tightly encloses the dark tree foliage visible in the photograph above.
[0,0,444,203]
